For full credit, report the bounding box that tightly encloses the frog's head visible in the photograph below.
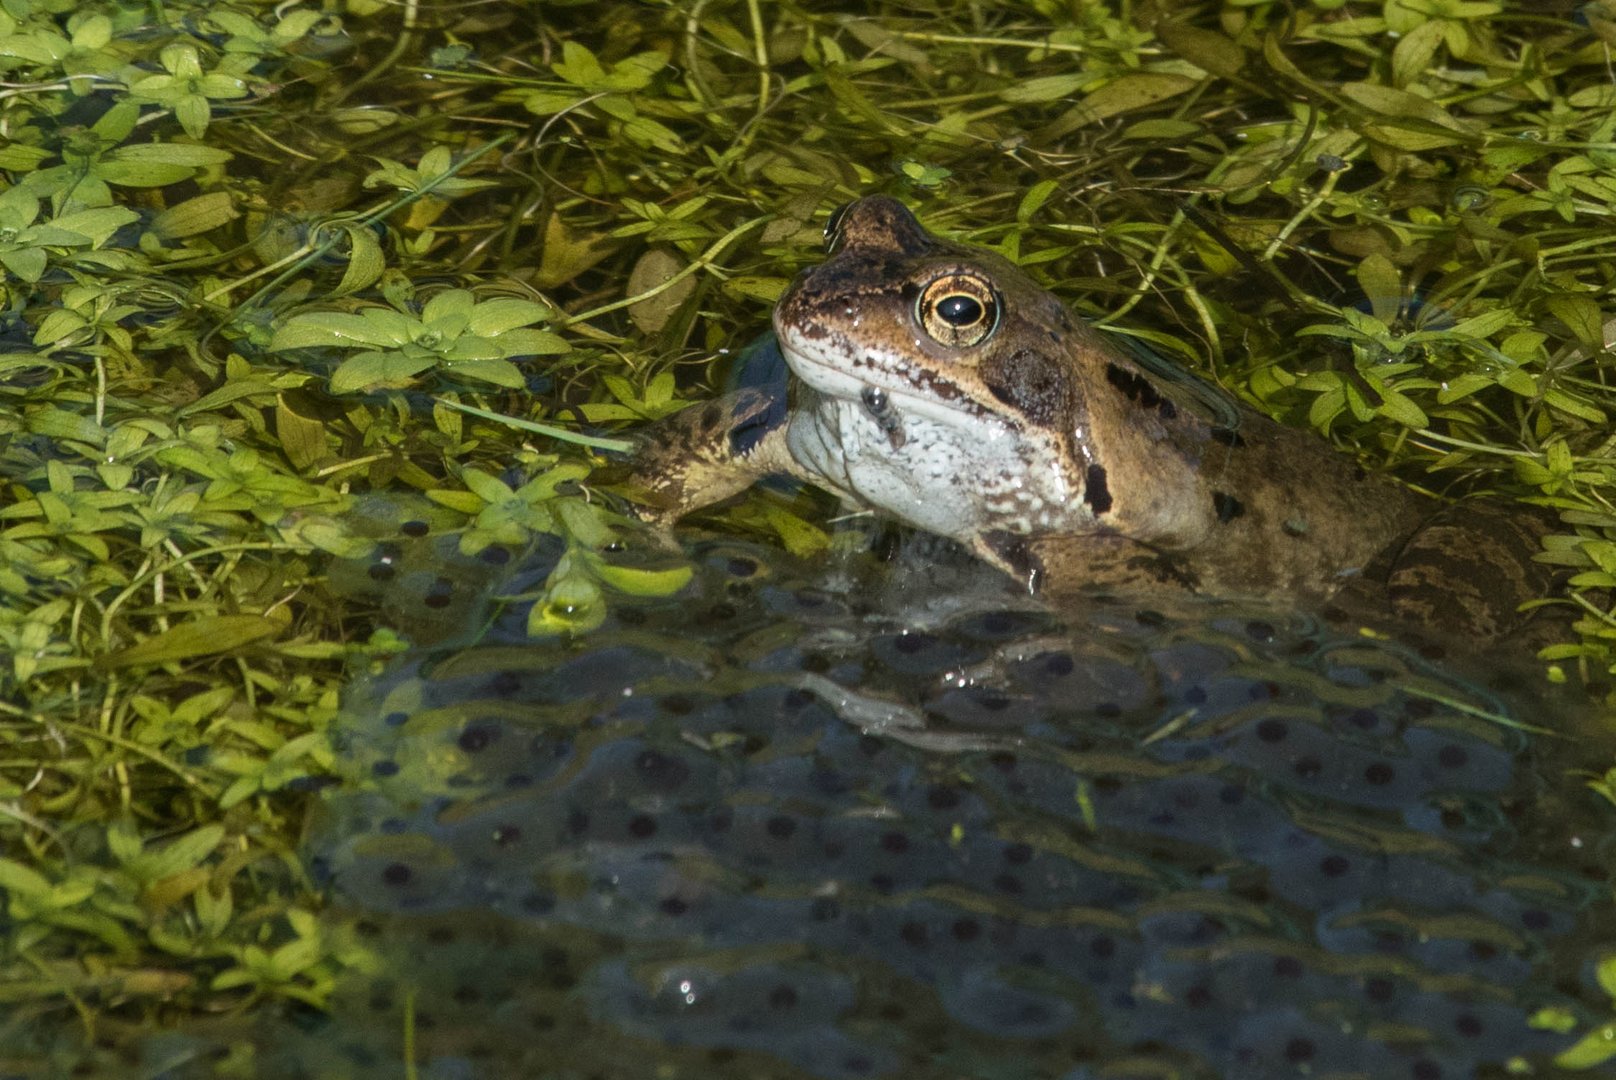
[774,195,1169,543]
[776,196,1084,436]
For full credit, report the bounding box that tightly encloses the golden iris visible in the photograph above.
[916,272,1000,347]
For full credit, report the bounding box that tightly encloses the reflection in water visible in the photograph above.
[263,517,1613,1080]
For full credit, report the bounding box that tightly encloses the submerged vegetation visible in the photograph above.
[2,0,1616,1065]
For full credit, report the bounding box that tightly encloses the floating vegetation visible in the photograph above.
[3,0,1616,1072]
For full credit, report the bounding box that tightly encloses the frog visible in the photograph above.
[630,195,1555,639]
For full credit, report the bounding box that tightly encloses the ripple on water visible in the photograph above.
[279,532,1616,1078]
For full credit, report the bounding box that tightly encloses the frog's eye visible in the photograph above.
[824,202,855,253]
[916,272,1000,348]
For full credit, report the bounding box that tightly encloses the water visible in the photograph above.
[113,506,1609,1079]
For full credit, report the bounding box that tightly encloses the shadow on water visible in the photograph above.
[143,507,1616,1078]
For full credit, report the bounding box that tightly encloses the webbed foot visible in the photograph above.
[623,386,789,526]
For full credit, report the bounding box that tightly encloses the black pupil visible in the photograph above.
[936,294,983,326]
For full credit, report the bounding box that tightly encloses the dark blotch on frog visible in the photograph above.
[982,346,1070,429]
[631,196,1559,641]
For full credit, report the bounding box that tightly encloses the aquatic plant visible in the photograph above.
[2,0,1616,1067]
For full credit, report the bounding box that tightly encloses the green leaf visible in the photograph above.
[1047,72,1197,132]
[430,398,634,453]
[1308,386,1346,429]
[25,406,106,446]
[1,247,47,282]
[270,311,410,350]
[179,376,279,417]
[1390,19,1444,88]
[425,488,486,514]
[1294,371,1345,392]
[1547,294,1605,350]
[1016,180,1059,223]
[0,33,66,65]
[141,825,226,881]
[22,223,98,246]
[552,41,608,87]
[0,857,53,898]
[35,310,86,344]
[466,297,555,336]
[1544,388,1606,423]
[101,615,284,668]
[556,498,615,550]
[94,160,201,188]
[1121,118,1202,140]
[1590,950,1616,1002]
[460,468,514,504]
[149,192,239,239]
[441,336,502,363]
[1556,1025,1616,1069]
[48,206,139,244]
[106,821,144,866]
[1496,368,1537,396]
[1295,323,1362,342]
[275,9,328,43]
[764,504,830,557]
[1375,387,1428,428]
[198,74,249,99]
[1339,81,1473,150]
[1597,954,1616,1000]
[175,95,211,140]
[266,934,322,979]
[1355,253,1402,322]
[529,564,606,635]
[487,328,570,356]
[445,358,525,387]
[421,288,475,322]
[0,143,51,170]
[161,43,204,79]
[1435,372,1494,403]
[109,143,233,168]
[1156,22,1245,77]
[284,518,374,558]
[521,90,585,115]
[1000,73,1087,103]
[92,101,140,142]
[590,557,692,597]
[329,351,436,392]
[621,115,685,153]
[334,223,386,296]
[1532,1007,1580,1035]
[603,51,667,92]
[1446,308,1516,339]
[721,276,789,303]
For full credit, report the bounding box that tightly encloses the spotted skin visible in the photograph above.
[1385,501,1559,639]
[629,386,797,527]
[632,196,1559,639]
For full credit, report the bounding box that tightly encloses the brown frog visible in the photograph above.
[632,196,1553,638]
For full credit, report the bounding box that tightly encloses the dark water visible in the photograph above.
[90,500,1616,1078]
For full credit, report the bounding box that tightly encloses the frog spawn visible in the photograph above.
[205,524,1608,1080]
[322,492,538,647]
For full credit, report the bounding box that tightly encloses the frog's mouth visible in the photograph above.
[775,323,1000,447]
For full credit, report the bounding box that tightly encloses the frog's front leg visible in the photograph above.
[627,388,803,525]
[975,530,1201,599]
